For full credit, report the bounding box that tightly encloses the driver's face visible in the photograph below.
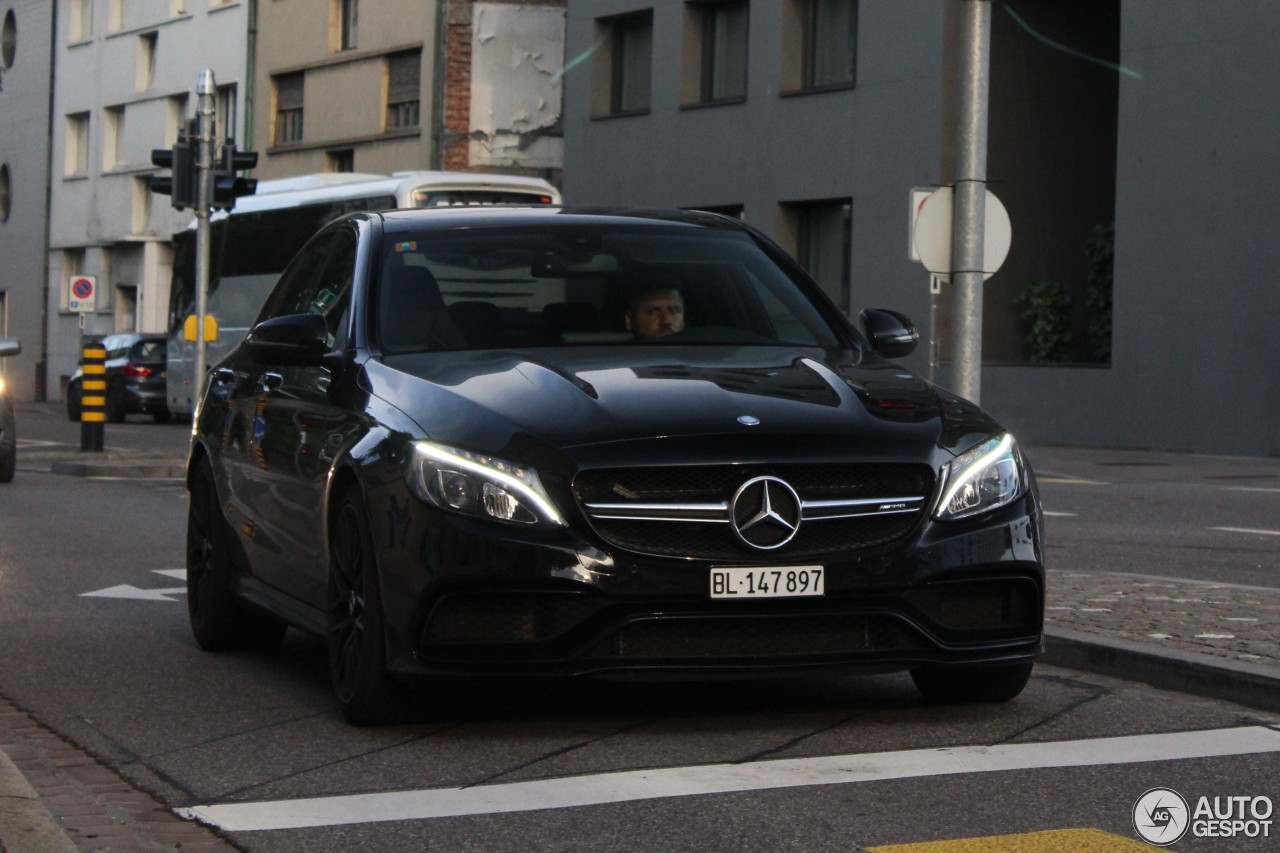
[627,289,685,340]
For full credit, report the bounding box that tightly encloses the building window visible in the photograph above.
[132,177,151,233]
[690,1,748,104]
[136,32,157,92]
[595,11,653,116]
[0,164,10,223]
[783,0,857,92]
[107,0,124,34]
[327,149,355,172]
[784,199,851,308]
[274,72,305,145]
[336,0,358,51]
[69,0,93,42]
[386,50,421,130]
[104,106,126,170]
[2,10,16,71]
[216,84,237,142]
[166,95,188,147]
[65,112,90,177]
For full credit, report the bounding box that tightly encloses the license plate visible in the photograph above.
[710,566,824,599]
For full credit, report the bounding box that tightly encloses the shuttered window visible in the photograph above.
[275,72,304,144]
[386,51,421,130]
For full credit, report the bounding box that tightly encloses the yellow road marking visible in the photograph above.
[868,828,1152,852]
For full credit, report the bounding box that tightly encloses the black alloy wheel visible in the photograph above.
[65,380,81,421]
[328,491,406,725]
[910,660,1035,704]
[186,456,287,650]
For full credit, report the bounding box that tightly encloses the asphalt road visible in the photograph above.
[0,405,1277,851]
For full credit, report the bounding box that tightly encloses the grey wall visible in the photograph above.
[565,0,1280,457]
[0,0,54,401]
[983,1,1280,457]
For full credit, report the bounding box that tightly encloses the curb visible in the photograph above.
[0,749,78,853]
[48,459,187,478]
[1044,627,1280,714]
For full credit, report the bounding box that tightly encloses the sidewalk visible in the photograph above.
[1,434,1277,850]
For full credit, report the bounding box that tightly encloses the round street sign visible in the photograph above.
[69,275,97,313]
[912,187,1012,280]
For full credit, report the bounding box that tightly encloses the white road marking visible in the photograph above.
[1222,487,1280,494]
[81,570,187,601]
[1210,526,1280,537]
[178,726,1280,832]
[1043,511,1077,517]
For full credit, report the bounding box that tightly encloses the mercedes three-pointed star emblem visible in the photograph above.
[730,476,802,550]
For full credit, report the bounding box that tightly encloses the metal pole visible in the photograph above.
[950,0,991,404]
[194,70,217,414]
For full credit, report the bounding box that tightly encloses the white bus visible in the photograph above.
[164,170,561,416]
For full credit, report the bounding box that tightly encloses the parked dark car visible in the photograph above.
[187,207,1044,724]
[0,337,19,483]
[66,333,171,423]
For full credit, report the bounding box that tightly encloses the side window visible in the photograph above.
[308,229,357,347]
[256,229,345,323]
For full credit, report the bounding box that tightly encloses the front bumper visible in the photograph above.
[369,483,1045,681]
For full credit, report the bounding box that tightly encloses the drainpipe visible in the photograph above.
[244,0,257,150]
[430,0,449,169]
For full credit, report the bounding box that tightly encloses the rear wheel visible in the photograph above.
[0,442,14,483]
[152,409,173,424]
[911,661,1035,704]
[328,491,406,725]
[186,456,287,650]
[65,381,82,421]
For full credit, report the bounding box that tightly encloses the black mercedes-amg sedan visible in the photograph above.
[187,207,1044,724]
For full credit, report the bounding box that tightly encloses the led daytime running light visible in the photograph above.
[935,433,1020,520]
[411,442,565,527]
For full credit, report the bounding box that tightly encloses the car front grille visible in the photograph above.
[575,463,934,560]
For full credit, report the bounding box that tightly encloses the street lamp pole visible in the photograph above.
[950,0,992,405]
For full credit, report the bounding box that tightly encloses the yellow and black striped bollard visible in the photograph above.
[79,343,106,452]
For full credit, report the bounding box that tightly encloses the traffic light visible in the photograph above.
[211,141,258,211]
[149,125,197,210]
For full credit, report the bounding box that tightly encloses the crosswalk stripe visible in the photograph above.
[177,725,1280,833]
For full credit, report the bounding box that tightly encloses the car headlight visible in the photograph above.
[933,433,1025,521]
[406,442,565,527]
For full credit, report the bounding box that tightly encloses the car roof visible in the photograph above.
[372,206,751,236]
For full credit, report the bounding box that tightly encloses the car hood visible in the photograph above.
[370,347,999,468]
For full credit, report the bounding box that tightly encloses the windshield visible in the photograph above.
[377,224,843,353]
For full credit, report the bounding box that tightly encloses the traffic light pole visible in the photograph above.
[193,70,217,413]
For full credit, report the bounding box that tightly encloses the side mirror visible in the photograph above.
[245,314,331,366]
[0,338,20,358]
[859,309,919,358]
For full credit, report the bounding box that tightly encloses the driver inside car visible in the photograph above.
[625,285,686,340]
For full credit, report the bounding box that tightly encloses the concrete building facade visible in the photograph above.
[562,0,1280,457]
[253,0,565,183]
[0,1,55,401]
[45,0,251,401]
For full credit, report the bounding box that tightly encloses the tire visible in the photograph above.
[910,661,1035,704]
[106,389,126,423]
[186,456,288,651]
[153,409,172,424]
[0,446,13,483]
[327,491,407,725]
[66,382,82,422]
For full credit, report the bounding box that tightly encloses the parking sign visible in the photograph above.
[69,275,97,313]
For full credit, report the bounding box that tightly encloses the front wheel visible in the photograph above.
[186,456,287,651]
[328,491,407,725]
[910,661,1035,704]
